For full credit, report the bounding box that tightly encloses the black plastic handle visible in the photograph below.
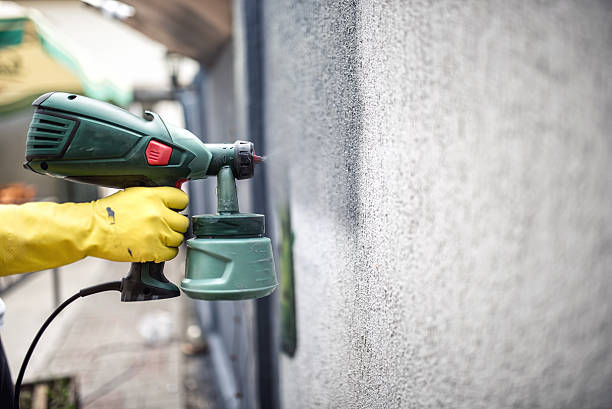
[120,262,180,302]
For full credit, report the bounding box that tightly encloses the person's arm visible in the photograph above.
[0,187,189,276]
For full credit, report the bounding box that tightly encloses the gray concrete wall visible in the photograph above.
[262,1,612,408]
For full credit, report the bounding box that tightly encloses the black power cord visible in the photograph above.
[13,281,122,409]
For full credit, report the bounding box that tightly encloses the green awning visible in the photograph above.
[0,2,132,115]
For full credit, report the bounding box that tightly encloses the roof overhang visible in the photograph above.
[120,0,232,66]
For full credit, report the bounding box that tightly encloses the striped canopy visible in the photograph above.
[0,2,132,115]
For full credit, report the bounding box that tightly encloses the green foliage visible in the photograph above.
[19,376,78,409]
[279,202,297,357]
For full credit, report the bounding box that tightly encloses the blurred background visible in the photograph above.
[1,1,611,409]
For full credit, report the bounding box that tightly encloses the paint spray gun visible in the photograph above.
[14,92,278,408]
[24,92,278,302]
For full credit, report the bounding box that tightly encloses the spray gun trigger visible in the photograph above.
[175,179,188,189]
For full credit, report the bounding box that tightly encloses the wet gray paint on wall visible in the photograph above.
[262,1,612,408]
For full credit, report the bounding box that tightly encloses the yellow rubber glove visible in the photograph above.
[0,187,189,276]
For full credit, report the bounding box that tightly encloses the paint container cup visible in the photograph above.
[181,214,278,300]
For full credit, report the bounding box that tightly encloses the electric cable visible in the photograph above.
[13,281,122,409]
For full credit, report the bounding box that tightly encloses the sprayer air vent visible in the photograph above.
[25,112,78,159]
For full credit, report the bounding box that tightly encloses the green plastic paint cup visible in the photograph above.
[181,213,278,300]
[181,166,277,300]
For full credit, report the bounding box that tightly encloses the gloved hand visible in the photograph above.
[0,187,189,276]
[88,187,189,262]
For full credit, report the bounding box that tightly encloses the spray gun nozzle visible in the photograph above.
[254,154,265,164]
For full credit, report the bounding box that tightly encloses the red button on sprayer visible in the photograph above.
[145,140,173,166]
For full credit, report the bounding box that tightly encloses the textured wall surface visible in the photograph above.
[262,1,612,408]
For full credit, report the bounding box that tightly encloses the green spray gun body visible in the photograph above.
[24,92,277,301]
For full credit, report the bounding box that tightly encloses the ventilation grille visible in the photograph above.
[26,112,77,159]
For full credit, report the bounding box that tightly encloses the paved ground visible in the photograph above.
[1,249,220,409]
